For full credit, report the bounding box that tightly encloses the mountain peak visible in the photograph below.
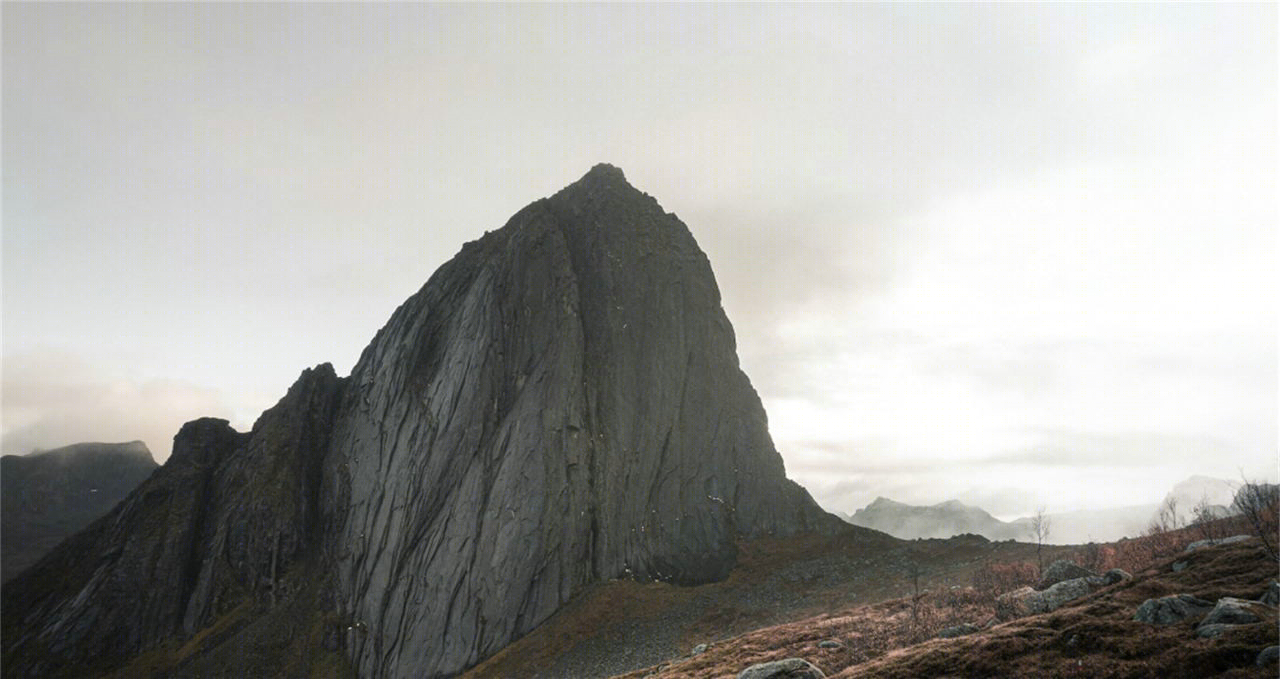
[582,162,627,183]
[1,166,840,679]
[553,163,650,210]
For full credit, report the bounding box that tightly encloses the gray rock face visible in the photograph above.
[1258,645,1279,667]
[323,164,839,679]
[1194,623,1237,639]
[1,418,250,676]
[2,165,840,679]
[1183,535,1251,553]
[1198,597,1264,626]
[1133,594,1214,625]
[738,658,827,679]
[995,586,1037,620]
[2,366,345,678]
[1036,560,1096,590]
[1,441,157,582]
[1101,569,1131,584]
[996,577,1095,620]
[937,623,980,638]
[1084,568,1130,587]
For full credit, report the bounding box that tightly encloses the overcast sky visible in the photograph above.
[4,4,1275,519]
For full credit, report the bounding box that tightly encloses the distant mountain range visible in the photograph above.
[1,441,158,581]
[843,476,1245,545]
[847,497,1026,541]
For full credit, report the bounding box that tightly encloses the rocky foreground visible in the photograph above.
[607,537,1278,679]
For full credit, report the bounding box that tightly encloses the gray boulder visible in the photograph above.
[816,640,842,649]
[937,623,980,638]
[692,643,708,656]
[995,586,1038,620]
[1258,646,1279,667]
[1183,535,1251,553]
[1198,597,1263,626]
[738,658,826,679]
[1086,569,1131,586]
[996,577,1095,620]
[1037,560,1096,590]
[1171,561,1188,572]
[1134,594,1214,625]
[1195,624,1238,639]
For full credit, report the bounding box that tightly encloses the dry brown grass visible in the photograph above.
[465,529,1075,679]
[608,539,1276,679]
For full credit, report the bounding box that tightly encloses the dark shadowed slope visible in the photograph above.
[2,165,841,679]
[1,442,158,581]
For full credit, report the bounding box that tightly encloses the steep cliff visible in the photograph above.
[2,165,841,679]
[325,164,839,678]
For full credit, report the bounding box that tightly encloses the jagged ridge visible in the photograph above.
[2,165,841,679]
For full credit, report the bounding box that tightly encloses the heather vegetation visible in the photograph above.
[610,515,1278,679]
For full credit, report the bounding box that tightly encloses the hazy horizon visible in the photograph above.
[4,4,1276,519]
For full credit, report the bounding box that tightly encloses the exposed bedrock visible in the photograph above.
[2,165,840,679]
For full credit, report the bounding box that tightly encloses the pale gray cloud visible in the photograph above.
[2,349,235,458]
[3,0,1274,525]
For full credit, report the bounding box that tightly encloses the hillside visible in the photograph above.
[1,441,157,581]
[465,531,1075,679]
[610,538,1278,679]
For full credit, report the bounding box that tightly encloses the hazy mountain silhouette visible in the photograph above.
[1,441,157,582]
[844,475,1244,545]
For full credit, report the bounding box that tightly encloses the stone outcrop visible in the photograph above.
[1197,597,1266,627]
[937,623,980,638]
[2,165,841,679]
[1,441,158,581]
[1036,560,1095,590]
[1133,594,1215,625]
[1183,535,1251,553]
[737,658,827,679]
[996,576,1097,621]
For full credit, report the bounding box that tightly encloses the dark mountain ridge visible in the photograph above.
[2,165,841,679]
[1,441,158,582]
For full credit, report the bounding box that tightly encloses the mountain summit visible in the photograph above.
[2,166,840,679]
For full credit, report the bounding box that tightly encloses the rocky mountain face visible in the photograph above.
[1,441,158,582]
[2,165,840,679]
[847,497,1026,541]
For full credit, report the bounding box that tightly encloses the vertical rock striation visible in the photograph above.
[2,165,841,679]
